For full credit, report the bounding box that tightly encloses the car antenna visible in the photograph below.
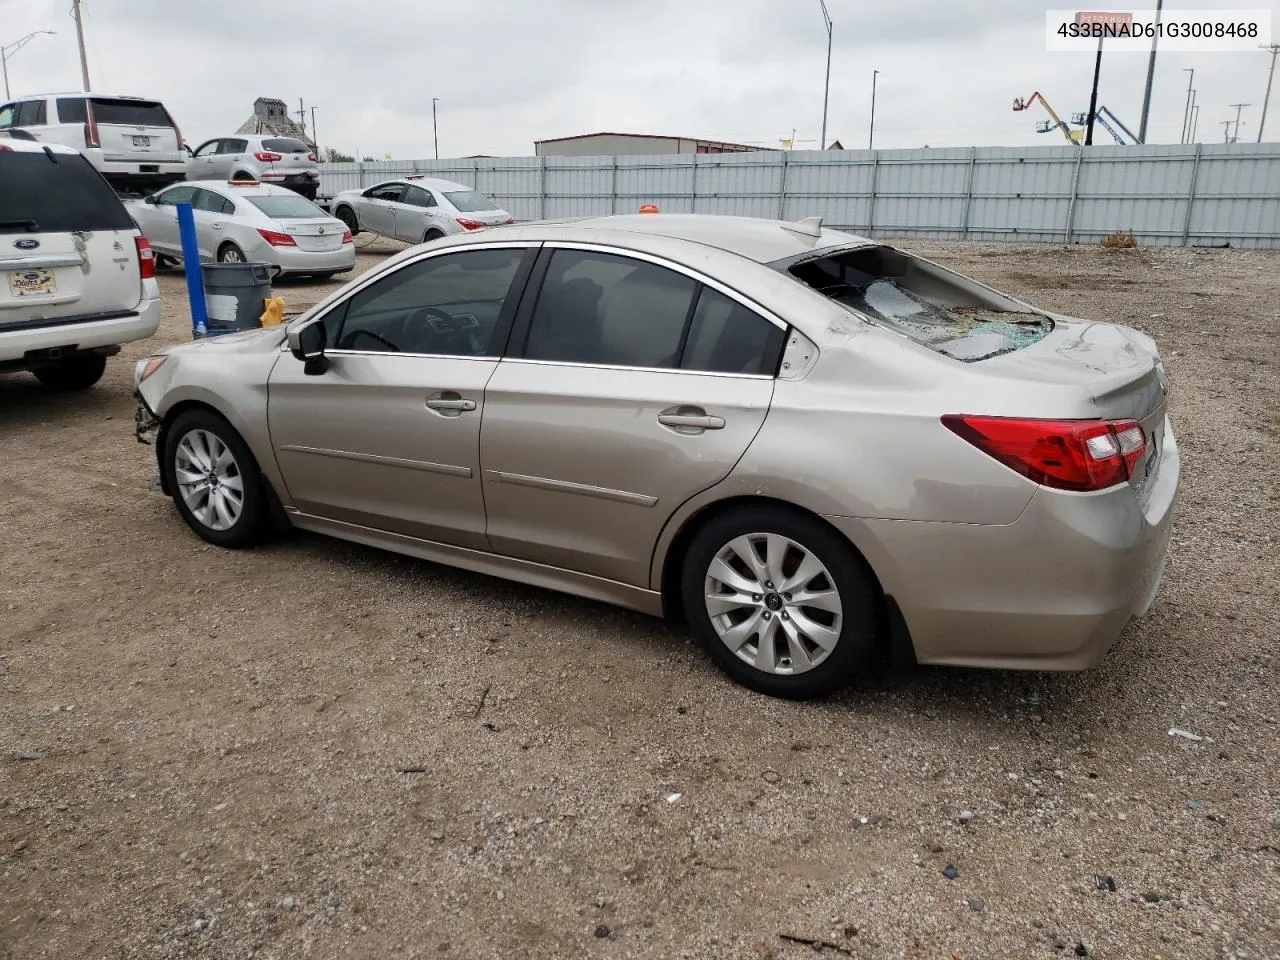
[42,145,59,163]
[782,215,823,238]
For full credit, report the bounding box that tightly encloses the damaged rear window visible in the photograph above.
[779,245,1052,361]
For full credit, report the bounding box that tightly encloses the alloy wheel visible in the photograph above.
[174,429,245,531]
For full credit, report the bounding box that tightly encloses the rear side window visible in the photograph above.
[217,139,247,154]
[0,152,133,233]
[57,98,87,123]
[193,190,234,215]
[682,287,785,375]
[262,138,309,154]
[89,98,173,127]
[15,101,47,126]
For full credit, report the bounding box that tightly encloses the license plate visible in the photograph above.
[8,269,56,297]
[132,135,151,147]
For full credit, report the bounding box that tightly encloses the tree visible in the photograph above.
[325,147,355,163]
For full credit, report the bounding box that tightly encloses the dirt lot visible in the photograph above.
[2,237,1278,960]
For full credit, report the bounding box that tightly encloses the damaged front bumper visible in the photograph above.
[134,391,161,445]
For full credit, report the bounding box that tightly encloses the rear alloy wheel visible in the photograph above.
[162,409,267,548]
[217,243,246,264]
[33,354,107,390]
[335,207,359,235]
[681,506,880,699]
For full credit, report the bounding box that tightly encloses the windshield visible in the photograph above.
[248,195,327,219]
[445,190,498,213]
[783,245,1052,362]
[90,98,173,127]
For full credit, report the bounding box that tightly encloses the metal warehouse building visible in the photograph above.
[534,132,765,156]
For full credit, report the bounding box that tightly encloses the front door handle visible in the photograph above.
[426,392,477,416]
[658,411,725,431]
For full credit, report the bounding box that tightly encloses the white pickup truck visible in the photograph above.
[0,138,161,389]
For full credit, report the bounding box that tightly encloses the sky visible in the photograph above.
[1,0,1276,157]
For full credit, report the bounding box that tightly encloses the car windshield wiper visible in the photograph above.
[0,219,40,232]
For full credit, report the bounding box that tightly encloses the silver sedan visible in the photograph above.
[330,176,513,244]
[129,180,355,279]
[132,214,1179,699]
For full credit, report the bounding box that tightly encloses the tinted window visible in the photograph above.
[366,183,404,202]
[193,140,220,157]
[248,195,326,219]
[0,152,133,233]
[262,138,309,154]
[524,250,697,367]
[682,287,786,375]
[90,98,173,127]
[404,186,436,208]
[57,98,87,123]
[445,190,498,213]
[193,189,233,215]
[332,249,526,356]
[155,184,198,206]
[15,101,47,126]
[216,139,247,155]
[0,104,14,128]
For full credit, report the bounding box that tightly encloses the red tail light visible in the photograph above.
[504,217,515,224]
[307,152,318,162]
[941,415,1146,492]
[135,235,155,279]
[253,151,283,163]
[341,230,353,244]
[257,228,297,247]
[84,119,100,149]
[456,218,486,230]
[0,144,12,153]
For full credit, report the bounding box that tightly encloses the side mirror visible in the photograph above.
[144,195,159,205]
[288,320,329,375]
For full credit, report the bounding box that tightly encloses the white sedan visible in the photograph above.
[129,180,356,279]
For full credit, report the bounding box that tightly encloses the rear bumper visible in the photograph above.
[828,416,1181,671]
[0,290,161,365]
[267,245,356,275]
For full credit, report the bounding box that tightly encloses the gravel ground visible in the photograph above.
[1,237,1277,960]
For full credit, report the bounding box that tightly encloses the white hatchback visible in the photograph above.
[129,180,356,280]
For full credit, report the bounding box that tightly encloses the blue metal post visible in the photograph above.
[176,202,208,337]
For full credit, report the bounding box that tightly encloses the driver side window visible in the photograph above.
[330,248,528,357]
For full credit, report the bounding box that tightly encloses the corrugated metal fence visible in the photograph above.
[318,143,1280,249]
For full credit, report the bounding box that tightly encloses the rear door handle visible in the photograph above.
[658,413,725,430]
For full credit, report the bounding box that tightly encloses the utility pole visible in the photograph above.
[868,69,878,150]
[1180,68,1194,143]
[1138,0,1163,143]
[297,97,306,137]
[311,106,318,154]
[818,0,832,150]
[1259,43,1280,142]
[1221,119,1232,143]
[71,0,90,91]
[1191,104,1200,141]
[1229,103,1250,142]
[432,97,440,159]
[1085,36,1104,145]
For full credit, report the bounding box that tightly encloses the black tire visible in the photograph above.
[233,171,254,181]
[310,272,343,281]
[680,506,881,700]
[162,408,269,549]
[33,354,107,390]
[422,228,445,244]
[217,242,246,264]
[154,253,176,271]
[335,206,359,235]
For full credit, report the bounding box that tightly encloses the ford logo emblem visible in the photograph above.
[14,238,39,250]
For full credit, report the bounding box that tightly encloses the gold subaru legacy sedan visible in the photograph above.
[134,214,1180,699]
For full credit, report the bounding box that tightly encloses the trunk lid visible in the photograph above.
[275,219,348,252]
[980,318,1169,493]
[259,138,319,177]
[90,98,182,163]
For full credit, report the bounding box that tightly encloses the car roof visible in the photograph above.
[19,92,164,101]
[514,214,871,264]
[389,177,473,191]
[183,180,300,199]
[0,139,81,156]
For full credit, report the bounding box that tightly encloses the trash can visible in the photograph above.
[198,262,273,337]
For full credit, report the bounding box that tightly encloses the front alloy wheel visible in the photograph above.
[175,428,244,531]
[162,409,268,548]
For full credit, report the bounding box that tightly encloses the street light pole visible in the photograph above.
[1259,44,1280,142]
[1180,68,1194,143]
[818,0,832,150]
[868,70,878,150]
[0,30,57,100]
[432,98,440,160]
[1138,0,1163,143]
